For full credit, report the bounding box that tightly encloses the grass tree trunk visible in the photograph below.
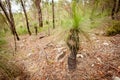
[35,0,43,27]
[0,0,20,41]
[67,29,79,70]
[20,0,31,35]
[52,0,55,29]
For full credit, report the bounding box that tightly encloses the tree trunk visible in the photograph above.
[35,0,43,27]
[7,0,20,40]
[0,0,12,30]
[20,0,31,35]
[46,0,50,35]
[34,26,38,35]
[52,0,55,29]
[116,0,120,14]
[67,29,79,70]
[111,0,117,19]
[0,0,20,40]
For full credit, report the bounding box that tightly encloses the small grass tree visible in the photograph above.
[67,0,84,70]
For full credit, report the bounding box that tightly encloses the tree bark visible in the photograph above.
[34,26,37,35]
[52,0,55,29]
[7,0,20,40]
[35,0,43,27]
[0,0,20,40]
[20,0,31,35]
[116,0,120,14]
[111,0,117,19]
[67,29,79,70]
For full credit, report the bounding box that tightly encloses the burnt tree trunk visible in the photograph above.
[52,0,55,29]
[20,0,31,35]
[35,0,43,27]
[0,0,20,40]
[67,29,79,70]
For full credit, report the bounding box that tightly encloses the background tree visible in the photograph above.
[20,0,31,35]
[112,0,117,19]
[116,0,120,14]
[52,0,55,29]
[111,0,120,19]
[0,0,20,40]
[34,0,43,27]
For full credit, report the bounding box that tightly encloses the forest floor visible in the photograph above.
[8,30,120,80]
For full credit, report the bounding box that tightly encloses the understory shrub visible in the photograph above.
[106,21,120,36]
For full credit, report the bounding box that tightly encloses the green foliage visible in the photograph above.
[61,19,72,30]
[0,30,5,37]
[17,25,28,35]
[106,21,120,36]
[71,1,83,29]
[0,13,8,29]
[0,13,8,44]
[0,38,6,45]
[0,30,6,45]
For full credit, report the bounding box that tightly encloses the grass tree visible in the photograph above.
[66,0,85,70]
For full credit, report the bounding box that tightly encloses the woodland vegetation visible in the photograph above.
[0,0,120,80]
